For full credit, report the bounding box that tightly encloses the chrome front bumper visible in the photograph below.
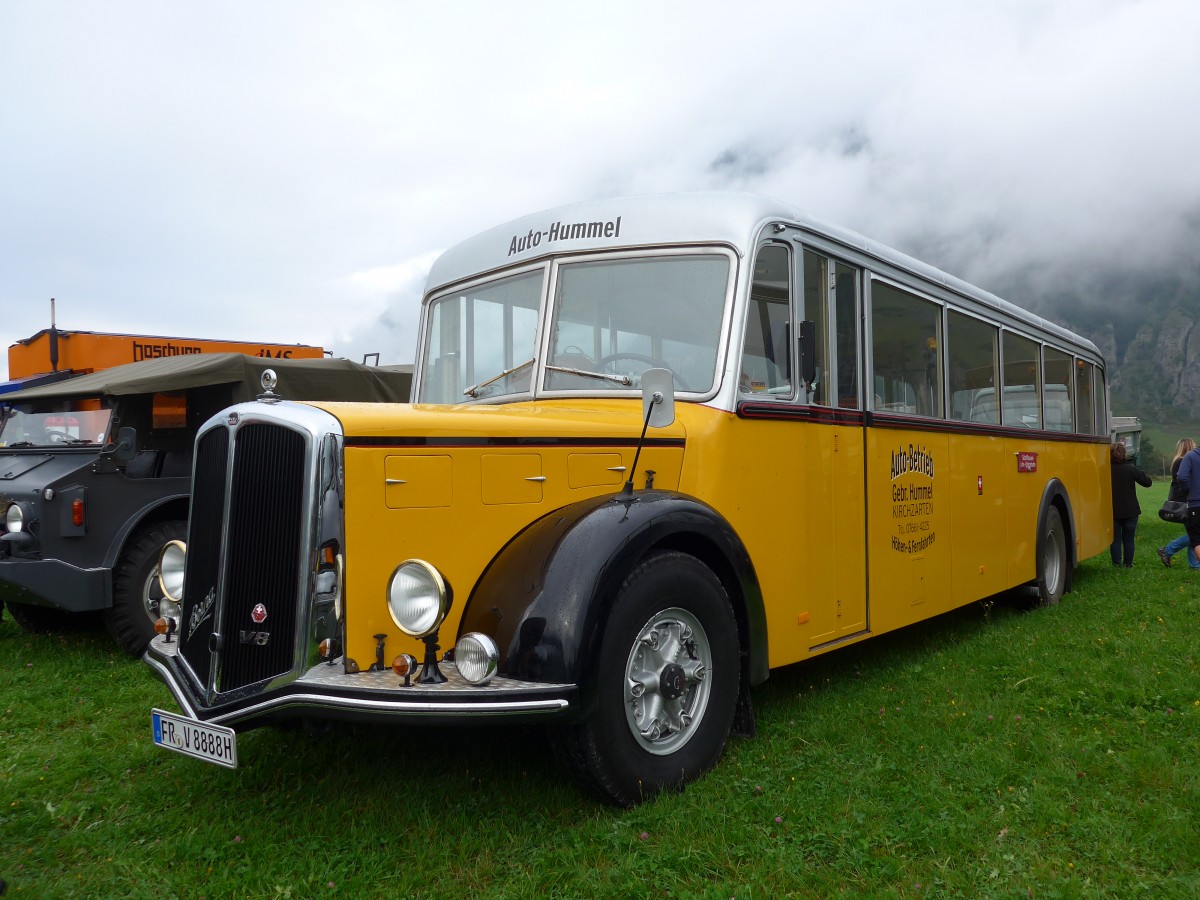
[143,633,575,729]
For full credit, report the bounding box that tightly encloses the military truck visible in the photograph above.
[0,353,410,655]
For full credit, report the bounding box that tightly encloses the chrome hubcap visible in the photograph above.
[1045,526,1063,593]
[624,607,713,754]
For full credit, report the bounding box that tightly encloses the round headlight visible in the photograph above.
[158,540,187,602]
[5,503,25,533]
[455,633,500,685]
[386,560,451,637]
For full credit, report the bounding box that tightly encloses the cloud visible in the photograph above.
[3,1,1199,379]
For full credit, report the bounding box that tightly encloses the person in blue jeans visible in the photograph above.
[1110,442,1152,567]
[1158,438,1198,568]
[1175,441,1200,563]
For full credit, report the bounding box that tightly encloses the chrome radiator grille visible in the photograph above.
[179,427,228,681]
[179,418,310,695]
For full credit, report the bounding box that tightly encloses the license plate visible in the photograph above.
[152,708,238,769]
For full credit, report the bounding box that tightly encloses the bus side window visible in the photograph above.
[1043,346,1074,432]
[739,244,792,397]
[870,279,944,417]
[802,251,828,405]
[1075,360,1096,434]
[833,262,861,409]
[947,310,998,423]
[1001,331,1041,428]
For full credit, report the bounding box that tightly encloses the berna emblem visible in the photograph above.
[251,603,268,624]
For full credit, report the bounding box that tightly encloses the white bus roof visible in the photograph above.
[425,191,1100,358]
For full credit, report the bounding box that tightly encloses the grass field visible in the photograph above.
[2,481,1197,898]
[1137,421,1194,476]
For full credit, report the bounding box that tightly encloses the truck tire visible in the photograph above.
[104,520,187,657]
[6,601,80,634]
[550,551,740,807]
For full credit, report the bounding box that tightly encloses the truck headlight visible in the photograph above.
[454,633,499,685]
[386,560,451,637]
[158,540,187,602]
[5,502,27,533]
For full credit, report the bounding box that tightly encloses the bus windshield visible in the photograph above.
[0,401,113,448]
[544,254,730,394]
[418,252,731,403]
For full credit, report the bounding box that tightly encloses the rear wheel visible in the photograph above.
[551,551,740,807]
[1036,505,1067,607]
[104,520,187,656]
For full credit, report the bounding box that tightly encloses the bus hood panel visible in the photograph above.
[305,398,689,444]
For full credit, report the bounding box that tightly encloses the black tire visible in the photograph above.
[1036,505,1067,607]
[550,551,740,807]
[6,600,80,634]
[104,520,187,656]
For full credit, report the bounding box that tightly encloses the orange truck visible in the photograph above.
[8,329,325,380]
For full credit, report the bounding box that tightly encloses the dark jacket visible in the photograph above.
[1111,459,1152,519]
[1169,457,1188,501]
[1175,448,1200,506]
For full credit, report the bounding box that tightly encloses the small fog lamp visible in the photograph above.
[454,633,500,685]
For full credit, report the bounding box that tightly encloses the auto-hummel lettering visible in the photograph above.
[508,216,622,256]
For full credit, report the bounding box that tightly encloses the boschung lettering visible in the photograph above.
[132,341,296,361]
[132,341,202,361]
[508,216,623,256]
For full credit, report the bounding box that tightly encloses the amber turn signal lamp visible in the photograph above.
[154,616,178,643]
[71,498,85,527]
[318,638,341,661]
[392,653,419,686]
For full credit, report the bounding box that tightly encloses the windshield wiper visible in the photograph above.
[463,358,535,398]
[544,365,632,386]
[5,441,36,448]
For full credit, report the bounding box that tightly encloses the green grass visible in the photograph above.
[1138,421,1194,476]
[3,481,1198,898]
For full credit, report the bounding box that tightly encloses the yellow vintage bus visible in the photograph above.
[143,192,1111,805]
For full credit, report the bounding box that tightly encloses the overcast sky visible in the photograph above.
[3,0,1198,381]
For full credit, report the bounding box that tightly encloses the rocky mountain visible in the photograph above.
[1020,276,1200,424]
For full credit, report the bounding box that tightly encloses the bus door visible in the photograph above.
[802,251,867,648]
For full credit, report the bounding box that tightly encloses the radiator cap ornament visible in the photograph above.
[258,369,282,403]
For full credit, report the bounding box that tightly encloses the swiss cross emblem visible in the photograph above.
[251,603,268,624]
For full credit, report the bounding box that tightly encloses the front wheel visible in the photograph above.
[104,520,187,656]
[1036,505,1067,607]
[551,551,740,807]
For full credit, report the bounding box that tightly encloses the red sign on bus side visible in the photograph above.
[1016,452,1038,473]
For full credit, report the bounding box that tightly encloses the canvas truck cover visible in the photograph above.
[2,353,412,404]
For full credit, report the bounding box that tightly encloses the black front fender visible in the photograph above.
[458,490,767,702]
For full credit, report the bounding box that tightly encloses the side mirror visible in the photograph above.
[640,368,675,428]
[798,321,817,388]
[114,426,137,463]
